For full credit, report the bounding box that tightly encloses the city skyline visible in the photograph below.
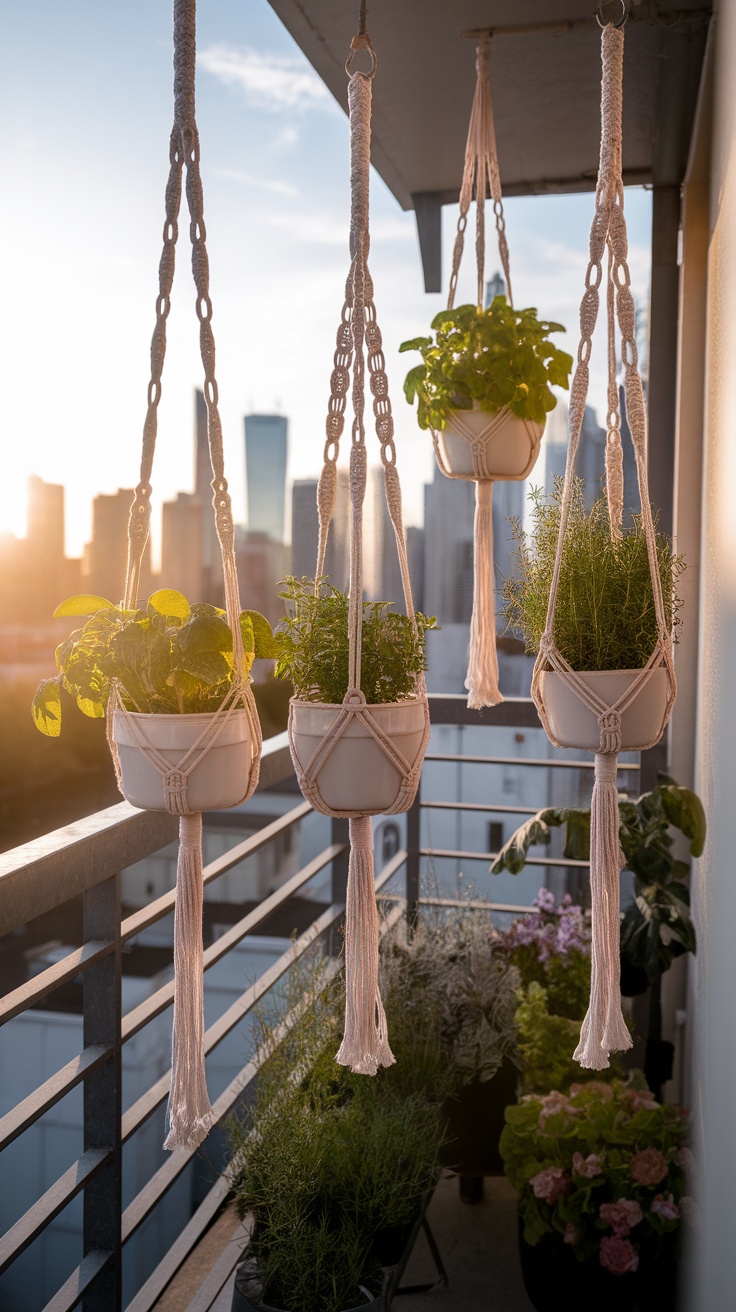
[0,0,653,556]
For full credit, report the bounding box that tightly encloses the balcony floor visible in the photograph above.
[154,1173,534,1312]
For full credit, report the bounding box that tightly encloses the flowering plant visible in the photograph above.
[500,1077,694,1274]
[494,889,591,1020]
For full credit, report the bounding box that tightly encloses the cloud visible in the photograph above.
[269,211,415,247]
[210,166,297,198]
[198,45,334,115]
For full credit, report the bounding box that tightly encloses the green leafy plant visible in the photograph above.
[379,901,521,1097]
[229,950,442,1312]
[502,478,685,671]
[500,1077,693,1272]
[399,296,572,431]
[31,589,277,736]
[274,576,437,705]
[515,982,597,1096]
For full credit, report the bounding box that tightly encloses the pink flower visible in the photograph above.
[600,1199,644,1236]
[530,1166,570,1204]
[651,1193,680,1221]
[676,1147,696,1181]
[680,1196,700,1228]
[563,1223,580,1246]
[538,1091,577,1127]
[629,1147,668,1187]
[599,1235,639,1275]
[572,1151,605,1179]
[569,1081,613,1101]
[622,1088,659,1114]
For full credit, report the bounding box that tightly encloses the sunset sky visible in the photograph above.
[0,0,651,558]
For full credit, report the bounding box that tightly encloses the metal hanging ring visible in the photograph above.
[346,34,377,78]
[596,0,627,29]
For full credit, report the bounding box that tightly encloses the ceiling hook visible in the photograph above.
[596,0,628,29]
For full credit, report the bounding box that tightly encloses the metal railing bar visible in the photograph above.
[0,1146,111,1273]
[120,801,313,944]
[423,752,639,771]
[420,847,590,867]
[0,940,112,1025]
[121,842,345,1044]
[420,801,540,816]
[121,900,345,1143]
[0,803,177,938]
[121,855,406,1242]
[41,1248,112,1312]
[123,1177,235,1312]
[418,895,538,914]
[0,1044,109,1152]
[426,694,541,728]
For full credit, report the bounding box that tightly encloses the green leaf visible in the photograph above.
[53,594,117,618]
[31,678,62,736]
[241,610,278,659]
[398,336,432,354]
[660,785,707,857]
[177,648,232,685]
[490,809,559,874]
[76,695,105,719]
[148,589,191,620]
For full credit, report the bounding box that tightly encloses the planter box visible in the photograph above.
[538,667,670,752]
[289,698,427,816]
[439,1056,519,1178]
[518,1221,678,1312]
[232,1186,444,1312]
[113,708,255,813]
[436,404,543,481]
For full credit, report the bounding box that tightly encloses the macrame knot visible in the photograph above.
[163,771,191,816]
[539,630,556,659]
[344,688,367,707]
[598,709,622,755]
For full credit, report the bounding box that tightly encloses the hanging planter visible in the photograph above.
[276,17,430,1077]
[30,0,275,1152]
[398,36,572,708]
[524,17,678,1071]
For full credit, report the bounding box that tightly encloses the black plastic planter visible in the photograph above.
[517,1220,678,1312]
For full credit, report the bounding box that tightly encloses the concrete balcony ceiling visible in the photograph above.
[267,0,711,288]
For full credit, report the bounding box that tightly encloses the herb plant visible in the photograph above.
[502,479,685,672]
[500,1077,693,1273]
[399,296,573,431]
[229,950,442,1312]
[31,589,277,736]
[274,576,438,705]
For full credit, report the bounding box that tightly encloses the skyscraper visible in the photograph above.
[245,414,288,543]
[161,492,203,601]
[84,489,150,604]
[290,474,349,590]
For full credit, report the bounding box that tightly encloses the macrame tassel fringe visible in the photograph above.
[466,479,503,709]
[163,812,215,1150]
[335,815,395,1076]
[574,752,632,1070]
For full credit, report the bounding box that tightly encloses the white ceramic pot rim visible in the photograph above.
[113,706,251,750]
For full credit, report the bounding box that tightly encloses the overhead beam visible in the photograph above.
[412,192,443,294]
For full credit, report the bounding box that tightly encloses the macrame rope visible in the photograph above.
[291,26,429,1075]
[117,0,263,1151]
[531,24,676,1070]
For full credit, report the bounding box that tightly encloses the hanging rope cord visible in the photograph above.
[298,32,429,821]
[531,23,676,1071]
[531,23,675,739]
[117,0,261,804]
[447,35,511,313]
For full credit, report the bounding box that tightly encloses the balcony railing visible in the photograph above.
[0,695,660,1312]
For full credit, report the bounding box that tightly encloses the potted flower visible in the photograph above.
[31,588,276,812]
[399,297,572,481]
[493,781,705,1097]
[380,901,520,1191]
[502,479,685,750]
[274,576,437,816]
[500,1076,694,1312]
[228,952,444,1312]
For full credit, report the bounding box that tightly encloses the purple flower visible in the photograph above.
[651,1193,679,1222]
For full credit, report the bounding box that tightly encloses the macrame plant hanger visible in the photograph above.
[288,6,430,1075]
[435,34,541,709]
[111,0,262,1149]
[531,12,676,1070]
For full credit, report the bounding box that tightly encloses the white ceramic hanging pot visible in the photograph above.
[113,708,254,813]
[436,402,544,481]
[538,668,671,752]
[289,698,427,816]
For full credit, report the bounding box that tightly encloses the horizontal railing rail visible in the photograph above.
[0,695,661,1311]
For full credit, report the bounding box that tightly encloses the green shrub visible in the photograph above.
[399,297,572,431]
[501,479,684,671]
[274,576,437,705]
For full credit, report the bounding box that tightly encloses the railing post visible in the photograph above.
[406,778,421,932]
[82,873,122,1311]
[329,818,350,957]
